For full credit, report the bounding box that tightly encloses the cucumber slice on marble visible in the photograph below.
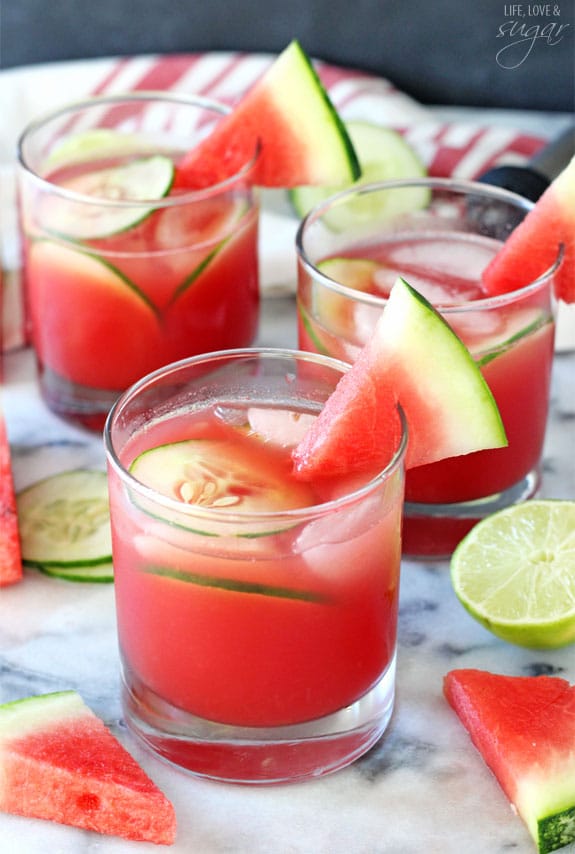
[36,561,114,583]
[44,155,174,239]
[17,470,112,568]
[290,121,428,229]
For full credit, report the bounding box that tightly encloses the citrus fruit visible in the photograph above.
[450,499,575,649]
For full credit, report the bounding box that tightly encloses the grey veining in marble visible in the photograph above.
[1,299,574,854]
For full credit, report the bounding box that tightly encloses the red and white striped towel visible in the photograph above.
[0,51,548,351]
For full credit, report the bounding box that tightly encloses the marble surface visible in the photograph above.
[0,291,574,854]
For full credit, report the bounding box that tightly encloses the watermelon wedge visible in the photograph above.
[175,40,360,189]
[292,277,507,478]
[444,668,575,854]
[0,408,22,586]
[0,691,176,845]
[482,154,575,304]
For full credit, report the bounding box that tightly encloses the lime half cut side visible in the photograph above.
[451,500,575,649]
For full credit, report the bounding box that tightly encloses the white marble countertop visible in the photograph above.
[1,292,574,854]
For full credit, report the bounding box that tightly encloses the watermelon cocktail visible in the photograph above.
[18,94,260,430]
[104,349,406,783]
[297,179,559,558]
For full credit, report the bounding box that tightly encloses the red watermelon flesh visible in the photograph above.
[292,277,507,479]
[175,41,359,189]
[482,155,575,304]
[444,668,575,854]
[0,691,176,845]
[0,410,22,587]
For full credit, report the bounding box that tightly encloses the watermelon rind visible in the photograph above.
[292,276,507,477]
[290,121,428,227]
[282,42,361,185]
[381,279,507,467]
[177,40,361,188]
[444,669,575,854]
[482,154,575,304]
[537,807,575,854]
[0,691,176,844]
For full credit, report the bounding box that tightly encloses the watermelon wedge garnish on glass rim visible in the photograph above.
[482,154,575,304]
[292,277,507,479]
[175,40,361,189]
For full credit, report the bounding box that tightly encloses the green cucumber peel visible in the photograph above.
[477,315,552,367]
[297,298,332,357]
[29,237,159,316]
[17,469,113,568]
[143,563,329,603]
[34,562,114,583]
[42,155,175,240]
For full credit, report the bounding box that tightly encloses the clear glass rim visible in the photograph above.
[17,90,260,205]
[295,176,563,313]
[104,347,408,523]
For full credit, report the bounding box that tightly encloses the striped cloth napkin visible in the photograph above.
[0,51,546,351]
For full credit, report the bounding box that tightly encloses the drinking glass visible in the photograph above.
[18,93,260,430]
[104,348,406,783]
[296,178,560,558]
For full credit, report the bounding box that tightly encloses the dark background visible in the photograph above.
[1,0,574,111]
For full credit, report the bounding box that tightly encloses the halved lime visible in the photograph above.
[451,500,575,649]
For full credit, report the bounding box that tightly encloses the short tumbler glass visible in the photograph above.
[104,348,407,784]
[18,93,260,430]
[296,178,560,558]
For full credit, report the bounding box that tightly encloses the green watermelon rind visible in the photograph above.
[444,670,575,854]
[537,806,575,854]
[286,42,361,183]
[380,278,507,465]
[0,691,83,737]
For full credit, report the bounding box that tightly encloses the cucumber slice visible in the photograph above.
[17,470,112,568]
[45,129,149,170]
[290,121,429,229]
[130,437,316,536]
[44,155,175,240]
[35,562,114,583]
[142,564,326,602]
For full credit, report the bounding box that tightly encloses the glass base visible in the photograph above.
[39,367,121,431]
[402,468,541,560]
[121,656,396,785]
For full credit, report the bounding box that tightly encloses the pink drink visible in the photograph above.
[105,350,406,783]
[18,94,259,430]
[297,182,557,558]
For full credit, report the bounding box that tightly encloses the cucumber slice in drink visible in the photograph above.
[129,437,316,536]
[290,122,429,229]
[44,155,175,240]
[45,129,149,169]
[17,470,112,568]
[142,564,326,602]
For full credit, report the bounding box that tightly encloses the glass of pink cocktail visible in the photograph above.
[296,178,560,558]
[104,348,406,783]
[18,93,260,430]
